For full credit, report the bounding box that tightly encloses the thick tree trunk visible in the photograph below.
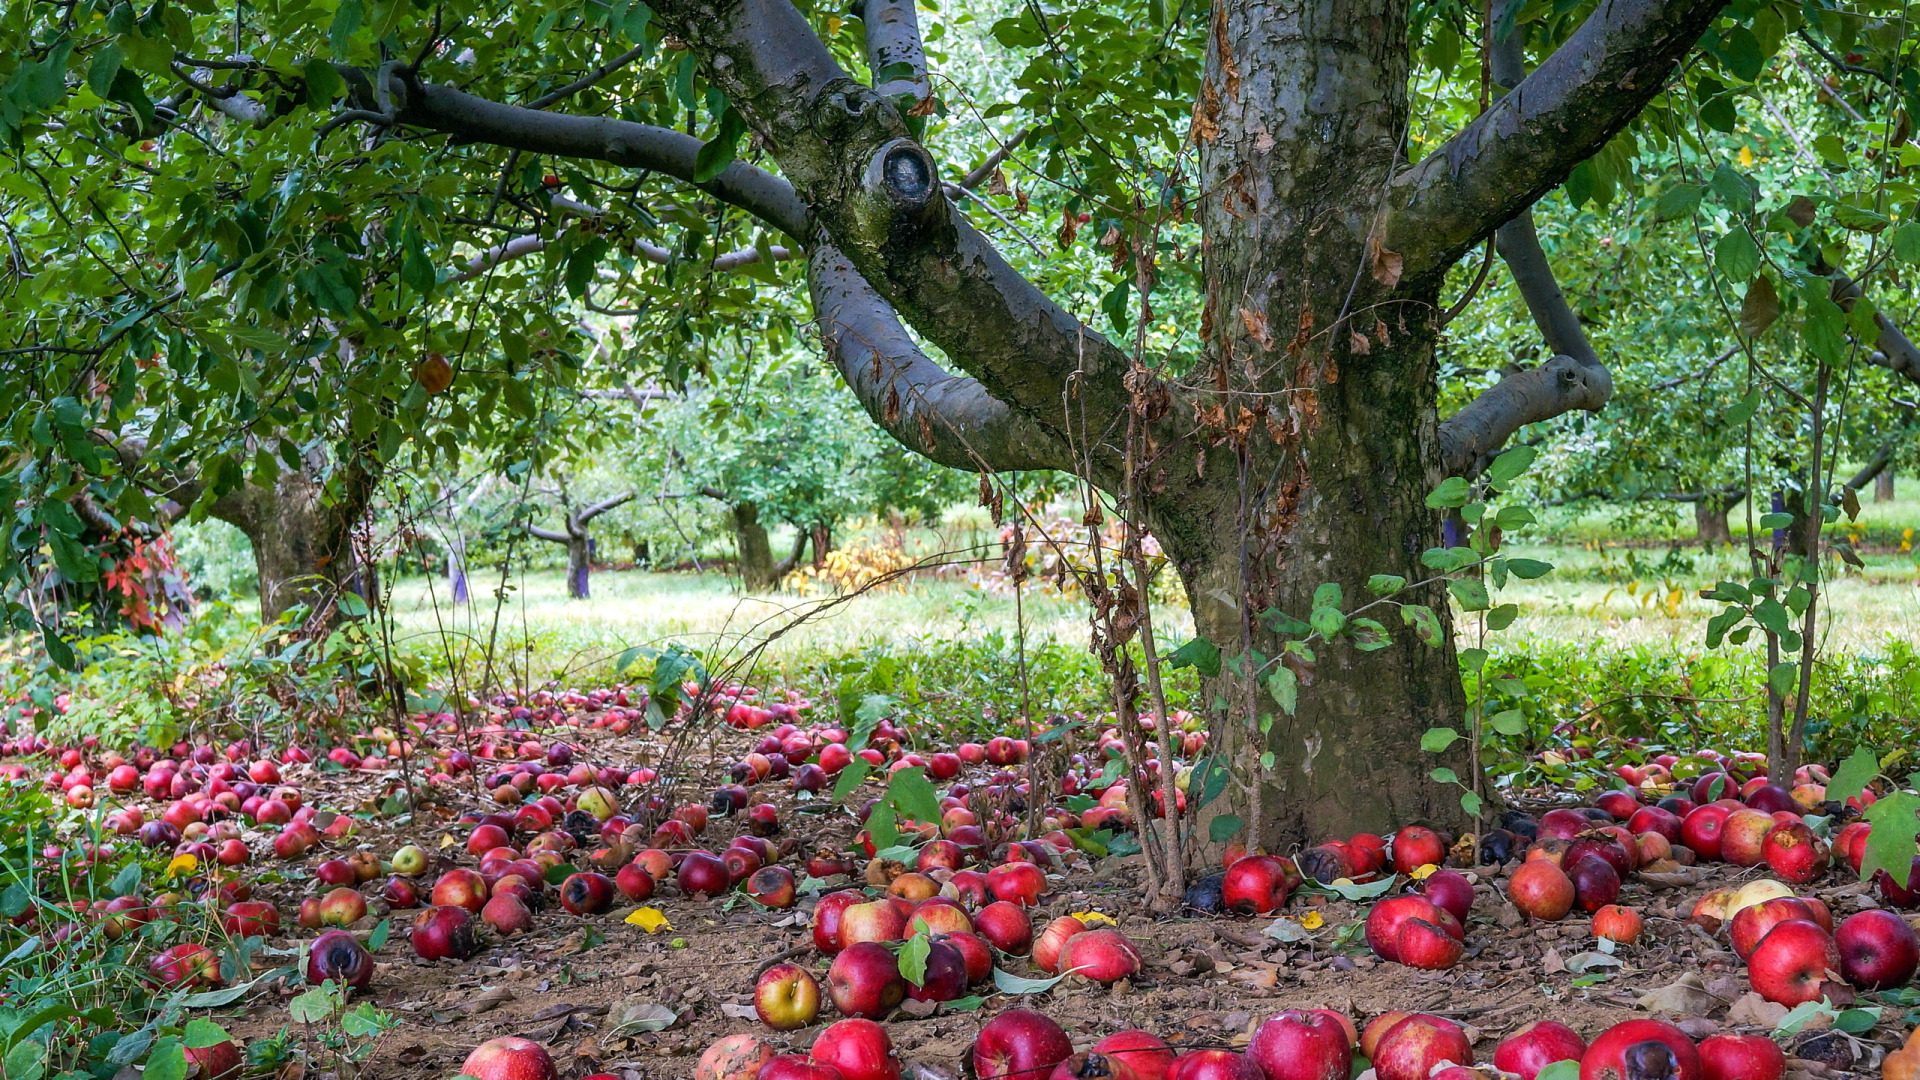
[1877,469,1896,502]
[1170,0,1469,859]
[733,502,781,591]
[212,465,371,624]
[1695,498,1734,548]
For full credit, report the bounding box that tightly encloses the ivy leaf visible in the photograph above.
[1861,792,1920,887]
[1826,746,1879,807]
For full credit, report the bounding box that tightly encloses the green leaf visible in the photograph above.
[109,861,141,898]
[1652,183,1704,222]
[1484,445,1538,489]
[883,766,941,827]
[88,41,125,98]
[182,1021,229,1050]
[1266,667,1297,716]
[1758,512,1794,530]
[1861,792,1920,887]
[5,1039,46,1080]
[1835,1006,1881,1033]
[1505,558,1552,579]
[1488,709,1527,736]
[1313,875,1398,900]
[1448,577,1491,612]
[1309,604,1345,639]
[1536,1061,1581,1080]
[1426,476,1471,508]
[897,932,930,986]
[1208,815,1244,843]
[1714,227,1760,284]
[1421,727,1461,753]
[831,758,871,800]
[1725,387,1762,425]
[303,57,342,104]
[1775,999,1842,1035]
[992,968,1069,995]
[145,1042,187,1080]
[1767,662,1800,698]
[329,0,363,57]
[1166,637,1221,677]
[1365,574,1405,596]
[1892,222,1920,265]
[1400,604,1443,646]
[1485,603,1519,631]
[1430,767,1459,784]
[1827,746,1879,808]
[367,918,390,952]
[693,108,748,183]
[1833,204,1891,233]
[1460,790,1483,817]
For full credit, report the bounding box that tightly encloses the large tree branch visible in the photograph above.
[809,247,1072,473]
[638,0,1137,470]
[377,69,811,241]
[576,491,637,523]
[526,524,570,543]
[1435,0,1613,475]
[1438,355,1612,475]
[1826,266,1920,386]
[1386,0,1729,278]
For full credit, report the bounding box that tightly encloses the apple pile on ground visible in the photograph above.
[6,677,1916,1079]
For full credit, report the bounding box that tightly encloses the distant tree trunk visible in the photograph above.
[447,531,470,603]
[810,521,831,569]
[633,538,651,567]
[732,502,780,590]
[1691,491,1743,548]
[528,491,636,600]
[1877,469,1896,502]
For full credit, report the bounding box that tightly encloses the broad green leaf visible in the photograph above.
[1266,667,1297,716]
[1365,574,1405,596]
[897,932,930,986]
[1208,815,1244,843]
[1421,727,1461,752]
[1826,747,1878,807]
[1166,637,1221,676]
[1862,793,1920,887]
[1484,445,1538,489]
[1426,476,1470,508]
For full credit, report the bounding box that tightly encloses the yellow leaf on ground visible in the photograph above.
[439,834,457,849]
[1070,911,1116,927]
[625,907,672,933]
[165,853,198,877]
[1298,911,1324,930]
[1409,863,1438,880]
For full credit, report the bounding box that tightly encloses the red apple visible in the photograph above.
[306,929,373,991]
[747,865,798,909]
[975,1009,1072,1080]
[1578,1020,1699,1080]
[943,930,994,985]
[677,851,730,897]
[462,1038,558,1080]
[1057,927,1143,983]
[909,898,973,937]
[1413,869,1474,925]
[1747,919,1843,1006]
[811,1019,900,1080]
[905,939,969,1002]
[1680,804,1731,861]
[481,892,533,936]
[1391,826,1447,873]
[1730,897,1819,961]
[1718,809,1775,866]
[987,862,1047,906]
[1373,1015,1472,1080]
[1493,1020,1586,1080]
[827,941,907,1019]
[696,1034,777,1080]
[1395,917,1464,969]
[1091,1031,1175,1080]
[1626,806,1682,843]
[975,901,1035,953]
[1164,1051,1259,1080]
[1365,896,1458,962]
[840,899,909,948]
[1034,915,1088,974]
[150,943,222,988]
[1760,822,1828,884]
[813,890,863,954]
[1221,855,1291,915]
[1836,908,1920,989]
[756,962,823,1029]
[1592,904,1643,945]
[222,901,279,938]
[432,869,489,912]
[1246,1010,1352,1080]
[411,904,479,960]
[615,863,656,902]
[1507,860,1574,921]
[1696,1034,1782,1080]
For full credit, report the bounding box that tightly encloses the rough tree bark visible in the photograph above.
[1878,469,1897,502]
[527,492,635,599]
[345,0,1730,853]
[98,434,376,624]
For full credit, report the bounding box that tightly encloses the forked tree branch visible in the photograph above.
[1435,0,1613,474]
[1826,266,1920,385]
[809,246,1071,473]
[1386,0,1729,278]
